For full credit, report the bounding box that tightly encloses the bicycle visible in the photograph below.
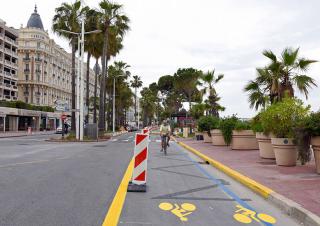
[233,205,276,224]
[161,133,169,155]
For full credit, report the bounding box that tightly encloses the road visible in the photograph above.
[0,133,301,226]
[0,133,134,226]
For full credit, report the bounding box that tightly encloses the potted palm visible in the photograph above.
[232,120,259,150]
[251,114,275,159]
[260,98,310,166]
[218,115,238,146]
[309,112,320,173]
[198,116,219,143]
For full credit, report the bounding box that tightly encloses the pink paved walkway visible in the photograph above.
[178,138,320,217]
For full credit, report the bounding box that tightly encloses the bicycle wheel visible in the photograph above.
[233,213,252,224]
[257,213,276,224]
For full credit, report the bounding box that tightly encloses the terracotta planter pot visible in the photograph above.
[203,132,211,143]
[256,132,275,159]
[210,129,227,146]
[311,136,320,174]
[231,130,259,150]
[271,138,297,166]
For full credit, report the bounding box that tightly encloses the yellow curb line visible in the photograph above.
[176,140,274,199]
[102,158,134,226]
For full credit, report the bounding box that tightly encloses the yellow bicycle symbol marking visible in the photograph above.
[233,205,276,224]
[159,202,196,222]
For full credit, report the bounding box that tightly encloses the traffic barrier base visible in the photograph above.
[127,181,147,192]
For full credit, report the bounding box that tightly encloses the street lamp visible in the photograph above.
[58,24,101,141]
[112,75,126,134]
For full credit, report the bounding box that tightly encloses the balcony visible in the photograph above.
[23,57,31,62]
[4,60,11,65]
[12,85,17,90]
[5,83,11,88]
[24,91,29,96]
[35,69,41,74]
[4,95,10,99]
[24,69,30,73]
[35,58,42,62]
[4,48,11,54]
[35,92,41,96]
[12,96,17,100]
[4,71,11,77]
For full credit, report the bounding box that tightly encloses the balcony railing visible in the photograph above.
[35,58,42,62]
[12,96,17,100]
[35,92,41,96]
[35,69,41,73]
[24,69,30,73]
[5,83,10,88]
[24,91,29,95]
[4,71,11,76]
[12,85,17,90]
[23,57,31,61]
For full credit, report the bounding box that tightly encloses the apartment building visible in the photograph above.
[0,19,19,101]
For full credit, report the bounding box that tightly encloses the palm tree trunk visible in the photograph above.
[134,87,137,126]
[98,26,108,132]
[93,58,98,124]
[71,37,76,131]
[85,53,91,124]
[99,54,106,132]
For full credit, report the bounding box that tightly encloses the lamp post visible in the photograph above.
[58,26,101,141]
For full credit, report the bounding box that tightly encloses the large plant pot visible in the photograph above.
[311,137,320,174]
[231,130,259,150]
[203,132,211,143]
[256,132,275,159]
[195,132,204,141]
[271,138,297,166]
[211,129,227,146]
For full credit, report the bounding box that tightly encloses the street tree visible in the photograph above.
[97,0,130,131]
[201,70,225,117]
[52,0,89,131]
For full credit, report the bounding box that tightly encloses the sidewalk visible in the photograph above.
[177,137,320,218]
[0,131,55,138]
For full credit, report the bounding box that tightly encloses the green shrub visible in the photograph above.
[293,111,320,165]
[260,98,310,138]
[251,114,264,133]
[234,120,251,131]
[197,116,220,134]
[0,100,54,112]
[219,115,238,145]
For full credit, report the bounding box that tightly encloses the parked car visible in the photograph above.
[56,126,63,134]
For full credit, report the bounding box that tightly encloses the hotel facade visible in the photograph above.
[0,7,99,132]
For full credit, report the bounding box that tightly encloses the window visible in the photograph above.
[37,42,40,49]
[25,64,29,70]
[25,97,28,103]
[25,74,29,80]
[36,98,40,105]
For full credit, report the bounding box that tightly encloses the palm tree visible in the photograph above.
[130,75,143,126]
[266,48,317,99]
[84,8,99,123]
[97,0,130,132]
[108,61,131,128]
[52,1,88,131]
[201,70,224,117]
[245,48,317,110]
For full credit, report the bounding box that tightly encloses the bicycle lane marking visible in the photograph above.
[174,142,274,226]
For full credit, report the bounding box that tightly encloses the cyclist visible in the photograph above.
[160,120,171,152]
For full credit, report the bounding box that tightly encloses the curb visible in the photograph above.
[176,140,320,226]
[0,132,55,139]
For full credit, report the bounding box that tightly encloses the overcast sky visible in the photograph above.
[1,0,319,117]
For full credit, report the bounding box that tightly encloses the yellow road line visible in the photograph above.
[102,158,134,226]
[177,141,274,198]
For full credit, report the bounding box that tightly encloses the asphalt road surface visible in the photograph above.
[119,135,301,226]
[0,133,134,226]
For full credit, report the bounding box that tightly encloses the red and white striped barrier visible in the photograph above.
[142,128,149,134]
[128,133,149,192]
